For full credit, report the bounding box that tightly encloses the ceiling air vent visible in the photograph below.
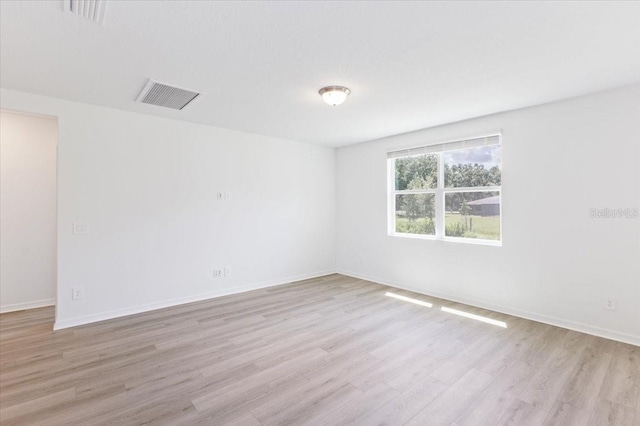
[65,0,107,23]
[136,80,202,111]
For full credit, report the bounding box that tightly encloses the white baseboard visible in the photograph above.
[49,268,640,347]
[0,298,55,314]
[53,270,335,330]
[337,269,640,347]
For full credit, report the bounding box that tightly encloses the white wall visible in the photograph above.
[2,85,638,345]
[0,111,57,312]
[0,89,336,329]
[336,84,640,345]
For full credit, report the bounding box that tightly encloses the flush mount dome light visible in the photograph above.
[319,86,351,106]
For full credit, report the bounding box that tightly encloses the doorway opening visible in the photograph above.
[0,110,58,315]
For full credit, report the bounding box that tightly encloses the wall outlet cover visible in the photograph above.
[72,287,84,300]
[72,222,89,234]
[605,297,617,311]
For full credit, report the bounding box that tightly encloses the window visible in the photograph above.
[388,134,502,245]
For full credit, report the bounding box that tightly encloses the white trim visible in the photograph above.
[0,298,56,314]
[394,189,438,195]
[53,270,334,330]
[388,232,502,247]
[441,186,502,194]
[387,132,501,158]
[436,153,445,237]
[441,235,502,247]
[389,232,437,241]
[45,269,640,346]
[387,157,396,235]
[336,270,640,347]
[388,134,502,246]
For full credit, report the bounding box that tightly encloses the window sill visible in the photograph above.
[389,232,502,247]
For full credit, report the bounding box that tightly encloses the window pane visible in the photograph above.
[395,194,436,235]
[444,145,501,188]
[395,154,438,190]
[445,192,500,240]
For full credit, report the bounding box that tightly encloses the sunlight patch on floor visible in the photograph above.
[441,306,507,328]
[385,292,433,308]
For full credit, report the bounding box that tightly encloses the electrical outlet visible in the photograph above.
[72,287,84,300]
[604,297,617,311]
[213,269,223,278]
[224,192,231,200]
[72,222,89,234]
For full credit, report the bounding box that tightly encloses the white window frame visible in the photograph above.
[387,133,502,246]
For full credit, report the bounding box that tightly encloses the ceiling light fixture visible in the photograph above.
[319,86,351,106]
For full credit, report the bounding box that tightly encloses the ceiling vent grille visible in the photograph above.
[65,0,107,23]
[136,80,202,110]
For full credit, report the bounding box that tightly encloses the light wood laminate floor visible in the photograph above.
[1,274,639,425]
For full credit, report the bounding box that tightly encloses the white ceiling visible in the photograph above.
[1,1,639,147]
